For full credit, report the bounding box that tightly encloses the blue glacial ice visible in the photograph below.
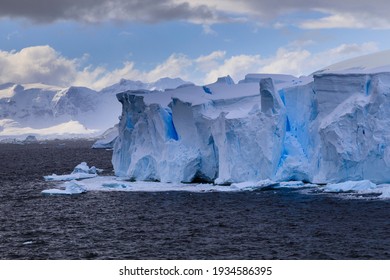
[111,72,390,189]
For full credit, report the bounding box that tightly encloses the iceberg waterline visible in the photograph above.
[41,170,390,199]
[112,72,390,185]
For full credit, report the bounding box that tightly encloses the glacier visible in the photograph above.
[112,71,390,185]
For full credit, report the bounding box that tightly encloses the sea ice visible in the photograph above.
[44,162,100,181]
[230,179,278,191]
[322,180,377,193]
[41,181,86,195]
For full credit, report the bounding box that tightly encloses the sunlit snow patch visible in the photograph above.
[41,180,86,195]
[44,162,101,181]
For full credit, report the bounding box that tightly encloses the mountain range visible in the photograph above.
[0,78,191,140]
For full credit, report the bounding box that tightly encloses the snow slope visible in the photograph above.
[314,49,390,75]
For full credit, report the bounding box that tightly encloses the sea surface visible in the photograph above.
[0,140,389,260]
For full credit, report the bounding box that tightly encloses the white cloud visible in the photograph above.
[195,42,380,83]
[260,48,311,75]
[325,42,378,56]
[195,50,226,72]
[203,54,262,84]
[0,45,78,86]
[0,46,193,89]
[299,12,390,29]
[144,53,193,82]
[202,24,217,35]
[0,43,381,90]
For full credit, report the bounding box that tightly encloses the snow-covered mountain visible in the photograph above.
[0,77,190,140]
[112,50,390,185]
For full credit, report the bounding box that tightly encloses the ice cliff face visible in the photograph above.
[313,73,390,183]
[113,72,390,184]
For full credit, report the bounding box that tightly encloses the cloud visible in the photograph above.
[180,0,390,29]
[0,45,78,86]
[299,12,390,29]
[0,0,232,25]
[0,45,196,89]
[195,51,226,72]
[2,0,390,29]
[197,42,379,83]
[0,43,380,90]
[202,24,217,35]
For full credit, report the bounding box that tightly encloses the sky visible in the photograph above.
[0,0,390,89]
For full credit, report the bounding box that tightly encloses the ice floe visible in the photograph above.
[43,162,101,181]
[41,180,87,195]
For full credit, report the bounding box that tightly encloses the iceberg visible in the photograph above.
[111,51,390,186]
[112,70,390,185]
[323,180,377,193]
[41,181,86,195]
[44,162,100,181]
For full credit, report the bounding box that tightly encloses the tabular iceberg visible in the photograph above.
[112,71,390,185]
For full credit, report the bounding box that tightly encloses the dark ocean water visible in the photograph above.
[0,141,389,260]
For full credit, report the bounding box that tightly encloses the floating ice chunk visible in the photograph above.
[41,181,86,195]
[43,162,100,181]
[72,162,99,174]
[44,172,97,181]
[378,185,390,198]
[230,179,279,190]
[323,180,377,193]
[102,182,129,189]
[278,181,305,188]
[23,135,38,143]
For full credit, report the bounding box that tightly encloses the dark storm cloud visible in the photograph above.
[237,0,390,22]
[1,0,390,28]
[0,0,226,24]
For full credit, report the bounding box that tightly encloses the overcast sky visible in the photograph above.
[0,0,389,89]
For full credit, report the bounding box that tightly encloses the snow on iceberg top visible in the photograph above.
[100,77,192,95]
[314,49,390,75]
[117,74,312,109]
